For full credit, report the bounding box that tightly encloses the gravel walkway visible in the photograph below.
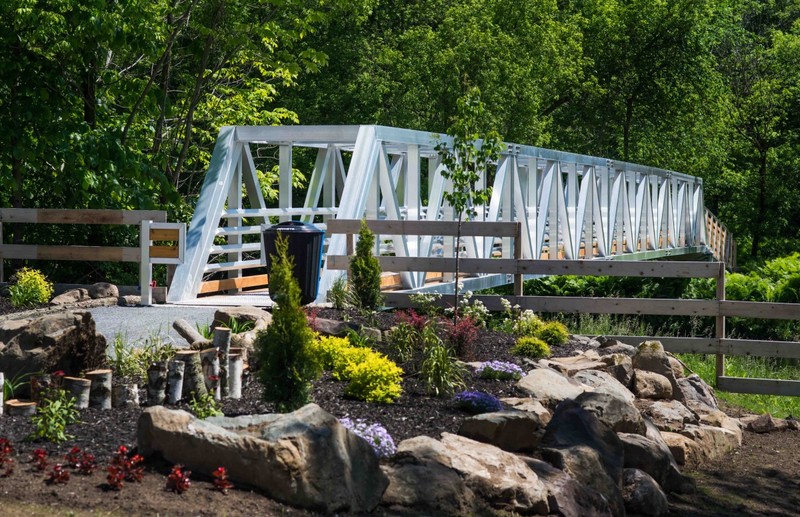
[88,305,219,348]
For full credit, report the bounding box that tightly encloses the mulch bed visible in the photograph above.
[1,304,799,516]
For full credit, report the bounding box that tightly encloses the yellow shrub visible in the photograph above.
[9,267,54,307]
[512,336,551,359]
[344,351,403,403]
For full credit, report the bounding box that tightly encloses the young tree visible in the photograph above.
[350,219,383,311]
[436,89,503,318]
[256,233,320,412]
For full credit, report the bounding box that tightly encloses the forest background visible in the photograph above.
[1,0,799,284]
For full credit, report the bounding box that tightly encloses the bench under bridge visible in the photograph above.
[166,125,735,303]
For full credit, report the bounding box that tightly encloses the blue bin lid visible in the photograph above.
[265,221,323,233]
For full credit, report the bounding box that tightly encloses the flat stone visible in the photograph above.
[574,369,635,405]
[500,397,552,423]
[678,424,741,461]
[517,368,589,408]
[458,410,547,452]
[637,399,699,432]
[539,350,605,376]
[741,413,786,433]
[51,288,90,305]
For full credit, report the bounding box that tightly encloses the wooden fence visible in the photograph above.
[327,219,800,397]
[0,209,184,305]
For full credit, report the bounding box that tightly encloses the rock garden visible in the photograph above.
[2,256,800,516]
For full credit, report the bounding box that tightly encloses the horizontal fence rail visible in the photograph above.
[328,219,798,397]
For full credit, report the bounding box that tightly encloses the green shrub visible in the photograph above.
[512,336,551,359]
[29,388,80,443]
[421,342,465,397]
[511,310,544,337]
[535,321,570,346]
[189,392,223,419]
[310,335,351,371]
[350,219,383,311]
[9,267,54,307]
[326,275,353,310]
[257,234,321,412]
[344,352,403,403]
[387,322,417,363]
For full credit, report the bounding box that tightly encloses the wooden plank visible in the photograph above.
[719,339,800,359]
[199,274,268,294]
[720,300,800,321]
[383,292,718,316]
[150,228,180,241]
[514,259,720,278]
[605,335,720,355]
[203,258,263,273]
[327,219,520,237]
[717,376,800,397]
[149,245,180,259]
[328,254,720,279]
[0,244,140,262]
[0,209,166,224]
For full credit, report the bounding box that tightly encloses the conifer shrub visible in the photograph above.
[256,234,320,412]
[350,219,383,311]
[512,336,551,359]
[9,267,54,307]
[536,321,570,346]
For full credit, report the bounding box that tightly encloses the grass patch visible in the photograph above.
[548,313,654,338]
[679,354,800,418]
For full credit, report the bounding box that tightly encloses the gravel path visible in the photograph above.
[88,305,219,348]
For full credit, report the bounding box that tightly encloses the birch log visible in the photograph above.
[112,383,139,408]
[228,354,243,399]
[146,362,168,405]
[214,327,231,398]
[63,376,91,408]
[166,360,185,404]
[86,369,112,410]
[6,399,36,416]
[175,350,207,400]
[200,348,221,400]
[172,318,212,349]
[0,372,4,416]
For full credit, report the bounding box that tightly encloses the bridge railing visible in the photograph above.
[327,219,798,397]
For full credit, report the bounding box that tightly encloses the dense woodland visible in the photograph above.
[1,0,799,279]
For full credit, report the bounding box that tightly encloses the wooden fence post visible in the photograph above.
[513,221,523,296]
[715,261,726,383]
[140,219,153,306]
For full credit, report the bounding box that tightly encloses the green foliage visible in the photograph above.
[346,328,374,349]
[107,331,176,382]
[3,371,36,401]
[387,322,417,364]
[679,353,800,419]
[29,389,80,443]
[225,317,255,334]
[326,275,353,310]
[189,393,223,419]
[535,321,570,347]
[344,353,403,403]
[257,234,320,412]
[8,268,54,307]
[421,341,466,397]
[195,322,214,340]
[512,336,551,359]
[350,220,383,311]
[408,292,443,316]
[310,335,403,403]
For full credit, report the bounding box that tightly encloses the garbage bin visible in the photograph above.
[261,221,325,305]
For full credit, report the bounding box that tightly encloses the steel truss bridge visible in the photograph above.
[167,125,735,303]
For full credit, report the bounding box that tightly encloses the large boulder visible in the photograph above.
[381,433,549,515]
[575,391,646,435]
[540,400,625,516]
[0,311,106,378]
[50,288,91,305]
[523,457,613,516]
[88,282,119,299]
[678,374,718,410]
[213,306,272,330]
[622,468,669,516]
[637,399,699,432]
[633,369,673,400]
[678,424,741,461]
[138,404,387,513]
[598,353,634,387]
[500,397,552,423]
[618,433,694,494]
[660,432,702,466]
[517,368,589,408]
[574,369,635,404]
[458,410,548,452]
[632,341,685,403]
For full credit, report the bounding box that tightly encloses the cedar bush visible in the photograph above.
[256,234,320,412]
[350,219,383,310]
[536,321,570,346]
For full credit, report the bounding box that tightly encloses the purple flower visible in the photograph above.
[340,417,397,458]
[452,390,503,414]
[476,361,524,381]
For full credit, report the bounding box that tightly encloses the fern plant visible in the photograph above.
[256,233,320,412]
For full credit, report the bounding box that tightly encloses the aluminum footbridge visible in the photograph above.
[167,125,735,303]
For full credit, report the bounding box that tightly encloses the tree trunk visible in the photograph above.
[0,372,4,416]
[623,96,635,162]
[112,383,140,408]
[750,149,768,258]
[214,326,231,398]
[453,213,463,321]
[86,369,112,410]
[5,399,36,416]
[166,359,185,404]
[200,348,221,400]
[175,350,207,400]
[173,318,212,348]
[63,376,92,409]
[227,354,243,399]
[146,362,168,406]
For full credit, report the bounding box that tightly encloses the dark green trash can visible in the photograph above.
[261,221,325,305]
